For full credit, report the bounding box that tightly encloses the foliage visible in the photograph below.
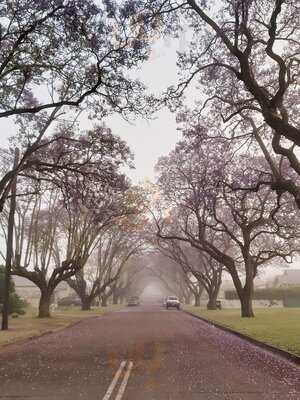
[67,209,145,309]
[0,123,135,317]
[139,0,300,206]
[0,0,153,119]
[225,287,300,301]
[0,266,27,315]
[152,133,300,317]
[0,0,156,212]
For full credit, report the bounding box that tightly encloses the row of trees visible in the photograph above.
[130,0,300,318]
[149,134,300,317]
[142,0,300,205]
[0,122,146,318]
[1,1,298,211]
[0,0,154,328]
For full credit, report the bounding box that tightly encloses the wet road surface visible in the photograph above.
[0,305,299,400]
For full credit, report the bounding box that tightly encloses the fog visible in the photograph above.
[140,283,167,302]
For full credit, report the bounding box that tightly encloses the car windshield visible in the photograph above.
[168,297,178,300]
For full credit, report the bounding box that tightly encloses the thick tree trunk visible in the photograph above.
[194,293,201,307]
[207,291,218,310]
[207,284,221,310]
[229,263,255,318]
[101,296,107,307]
[113,292,119,305]
[38,291,52,318]
[81,297,92,311]
[240,291,254,318]
[240,259,255,317]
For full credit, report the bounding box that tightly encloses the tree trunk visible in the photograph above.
[81,297,92,311]
[207,285,220,310]
[194,293,201,307]
[240,290,254,317]
[228,262,255,318]
[38,291,52,318]
[101,296,107,307]
[113,292,119,305]
[2,148,19,331]
[207,292,218,310]
[240,258,255,317]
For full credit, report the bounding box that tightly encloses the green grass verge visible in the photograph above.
[0,304,123,349]
[183,305,300,357]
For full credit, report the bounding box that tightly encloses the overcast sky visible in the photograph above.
[0,37,185,185]
[106,36,185,184]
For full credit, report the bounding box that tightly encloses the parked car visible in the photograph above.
[127,296,140,306]
[165,296,180,310]
[57,296,81,307]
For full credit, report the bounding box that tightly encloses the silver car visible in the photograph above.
[166,296,180,310]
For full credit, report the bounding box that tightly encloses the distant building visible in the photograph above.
[272,269,300,287]
[13,276,74,307]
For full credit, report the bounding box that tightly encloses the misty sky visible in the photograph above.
[0,37,186,185]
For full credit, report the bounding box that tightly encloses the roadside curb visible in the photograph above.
[183,309,300,366]
[0,316,95,354]
[0,329,55,354]
[0,307,124,354]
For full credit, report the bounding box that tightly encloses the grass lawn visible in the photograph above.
[0,304,122,349]
[184,305,300,357]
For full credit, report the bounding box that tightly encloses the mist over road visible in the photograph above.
[0,305,299,400]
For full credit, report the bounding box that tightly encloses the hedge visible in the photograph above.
[225,287,300,301]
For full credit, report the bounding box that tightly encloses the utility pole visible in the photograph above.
[1,148,19,330]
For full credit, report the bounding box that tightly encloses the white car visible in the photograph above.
[166,296,180,310]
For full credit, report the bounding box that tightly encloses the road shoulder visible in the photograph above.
[0,305,123,352]
[183,307,300,366]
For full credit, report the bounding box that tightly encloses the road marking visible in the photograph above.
[115,361,133,400]
[102,360,127,400]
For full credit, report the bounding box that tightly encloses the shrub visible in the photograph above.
[225,287,300,301]
[0,266,28,315]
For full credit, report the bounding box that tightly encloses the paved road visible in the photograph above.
[0,305,299,400]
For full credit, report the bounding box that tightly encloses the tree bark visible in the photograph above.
[112,292,119,305]
[240,255,255,317]
[240,288,254,317]
[228,261,255,317]
[81,296,92,311]
[207,291,218,310]
[2,148,19,330]
[194,293,201,307]
[38,290,52,318]
[206,279,221,310]
[101,296,107,307]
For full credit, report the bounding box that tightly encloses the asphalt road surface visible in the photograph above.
[0,305,299,400]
